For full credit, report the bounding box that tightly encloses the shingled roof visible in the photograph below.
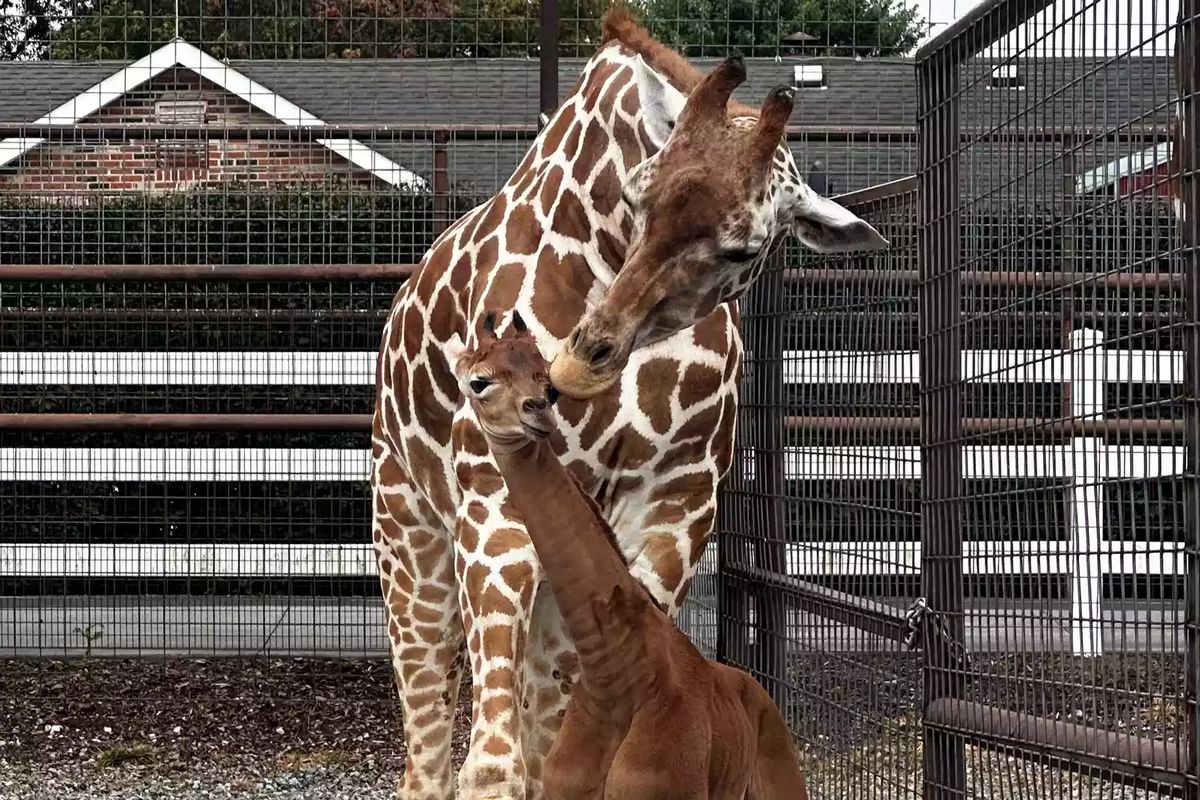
[0,53,1176,195]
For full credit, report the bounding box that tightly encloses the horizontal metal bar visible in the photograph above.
[925,698,1188,794]
[1,264,1177,291]
[829,175,919,207]
[0,413,371,432]
[784,416,1185,437]
[0,124,1170,145]
[2,413,1179,437]
[0,307,390,322]
[0,264,415,281]
[720,562,911,644]
[784,269,1180,291]
[0,123,540,140]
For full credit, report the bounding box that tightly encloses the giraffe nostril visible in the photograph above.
[589,343,614,367]
[523,397,548,413]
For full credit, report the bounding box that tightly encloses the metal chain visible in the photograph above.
[903,596,973,672]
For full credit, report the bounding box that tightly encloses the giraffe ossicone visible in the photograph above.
[372,10,888,799]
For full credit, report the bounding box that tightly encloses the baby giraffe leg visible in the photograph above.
[742,677,809,800]
[603,700,713,800]
[542,696,620,800]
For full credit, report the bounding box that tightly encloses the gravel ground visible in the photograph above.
[0,655,1186,799]
[1,658,470,800]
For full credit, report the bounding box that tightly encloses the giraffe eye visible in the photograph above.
[469,378,492,394]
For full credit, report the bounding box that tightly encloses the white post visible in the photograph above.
[1068,327,1105,657]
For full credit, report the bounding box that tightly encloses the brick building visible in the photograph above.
[0,45,1178,200]
[0,40,423,197]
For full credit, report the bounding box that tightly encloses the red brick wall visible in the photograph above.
[0,69,383,195]
[1118,162,1177,199]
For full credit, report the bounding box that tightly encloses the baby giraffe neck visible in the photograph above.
[491,439,653,701]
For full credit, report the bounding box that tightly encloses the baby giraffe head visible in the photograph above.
[447,309,560,454]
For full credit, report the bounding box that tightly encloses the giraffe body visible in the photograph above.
[450,314,810,800]
[372,12,886,799]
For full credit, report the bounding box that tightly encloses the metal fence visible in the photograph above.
[717,0,1198,797]
[0,0,1196,798]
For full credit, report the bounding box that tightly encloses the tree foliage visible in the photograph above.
[48,0,607,59]
[0,0,59,59]
[641,0,925,57]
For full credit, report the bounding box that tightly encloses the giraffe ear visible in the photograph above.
[790,183,890,253]
[633,55,686,151]
[480,311,500,345]
[444,332,468,377]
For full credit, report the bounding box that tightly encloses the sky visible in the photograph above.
[911,0,1179,57]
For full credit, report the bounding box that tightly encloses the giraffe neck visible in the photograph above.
[492,440,655,703]
[510,44,651,293]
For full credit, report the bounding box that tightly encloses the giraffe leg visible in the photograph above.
[373,453,463,800]
[624,487,719,618]
[454,503,541,800]
[520,584,578,799]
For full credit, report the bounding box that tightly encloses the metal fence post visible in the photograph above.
[918,52,967,800]
[745,262,789,709]
[1068,327,1105,657]
[432,130,449,234]
[1178,1,1199,796]
[539,0,559,123]
[715,473,745,666]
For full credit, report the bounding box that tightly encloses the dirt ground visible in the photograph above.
[0,658,469,799]
[0,654,1187,799]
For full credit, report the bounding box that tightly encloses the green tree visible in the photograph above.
[1,0,60,59]
[50,0,607,60]
[641,0,925,58]
[51,0,315,59]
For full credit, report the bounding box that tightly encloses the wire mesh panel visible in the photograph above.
[718,182,926,798]
[719,3,1198,799]
[912,0,1195,797]
[0,130,519,661]
[4,0,1193,796]
[0,2,549,788]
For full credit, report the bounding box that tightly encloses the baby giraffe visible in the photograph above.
[447,310,809,800]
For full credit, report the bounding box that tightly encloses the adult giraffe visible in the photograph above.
[371,10,887,799]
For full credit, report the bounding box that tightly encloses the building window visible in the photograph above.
[989,65,1025,89]
[154,99,208,125]
[156,140,208,170]
[793,65,826,89]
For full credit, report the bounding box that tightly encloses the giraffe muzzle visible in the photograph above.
[549,331,628,400]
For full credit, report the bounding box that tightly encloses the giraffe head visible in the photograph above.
[447,310,559,454]
[550,53,889,399]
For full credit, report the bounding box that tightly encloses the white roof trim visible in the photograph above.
[1074,141,1171,194]
[0,40,427,191]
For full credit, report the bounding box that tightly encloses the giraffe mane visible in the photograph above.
[599,7,758,118]
[568,472,630,564]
